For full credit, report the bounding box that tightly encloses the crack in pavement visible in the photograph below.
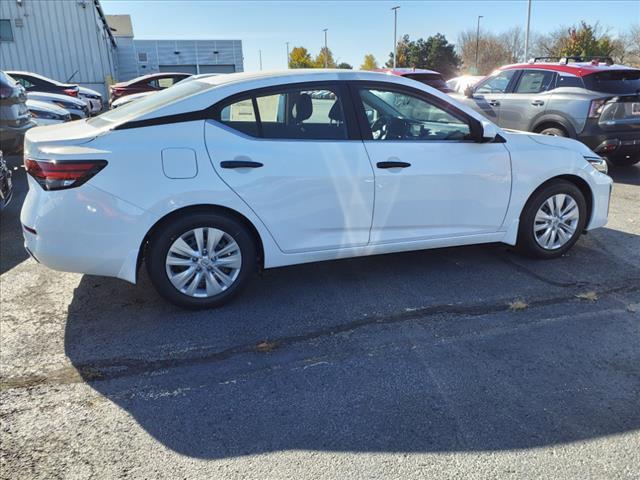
[1,282,638,391]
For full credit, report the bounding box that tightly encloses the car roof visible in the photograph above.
[375,68,441,76]
[122,72,192,86]
[499,61,639,77]
[5,70,70,86]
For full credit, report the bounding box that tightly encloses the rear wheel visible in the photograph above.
[146,212,257,309]
[517,180,587,259]
[538,126,567,137]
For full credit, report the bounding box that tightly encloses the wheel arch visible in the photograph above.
[135,204,265,282]
[531,114,578,138]
[522,174,593,227]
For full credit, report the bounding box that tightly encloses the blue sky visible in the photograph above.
[101,0,640,71]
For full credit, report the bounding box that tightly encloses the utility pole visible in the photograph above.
[323,28,328,68]
[392,6,400,69]
[524,0,532,61]
[286,42,290,68]
[259,49,262,71]
[475,15,483,74]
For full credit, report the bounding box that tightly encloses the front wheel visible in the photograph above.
[146,212,257,309]
[517,180,587,259]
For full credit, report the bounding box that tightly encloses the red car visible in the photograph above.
[375,68,454,93]
[109,72,191,104]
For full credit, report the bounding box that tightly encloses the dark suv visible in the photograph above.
[0,71,36,153]
[377,68,454,93]
[458,57,640,166]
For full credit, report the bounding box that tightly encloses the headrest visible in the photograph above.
[328,101,343,122]
[293,93,312,122]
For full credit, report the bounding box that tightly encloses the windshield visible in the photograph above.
[403,73,449,90]
[583,70,640,94]
[88,80,213,128]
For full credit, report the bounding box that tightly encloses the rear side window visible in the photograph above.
[216,85,348,140]
[555,75,584,89]
[582,70,640,94]
[514,70,555,93]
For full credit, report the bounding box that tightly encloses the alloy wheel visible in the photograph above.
[533,193,579,250]
[165,227,242,297]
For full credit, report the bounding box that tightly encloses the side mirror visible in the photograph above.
[481,122,498,141]
[464,85,474,98]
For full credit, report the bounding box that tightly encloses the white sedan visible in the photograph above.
[21,70,612,308]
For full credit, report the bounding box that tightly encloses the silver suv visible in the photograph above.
[457,57,640,167]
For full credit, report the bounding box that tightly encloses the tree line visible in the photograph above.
[287,22,640,78]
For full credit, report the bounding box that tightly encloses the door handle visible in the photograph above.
[220,160,263,169]
[377,161,411,169]
[531,100,545,106]
[488,100,500,106]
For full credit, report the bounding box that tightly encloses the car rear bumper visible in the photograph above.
[579,120,640,157]
[20,176,151,283]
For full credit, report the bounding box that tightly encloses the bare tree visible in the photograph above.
[457,28,512,75]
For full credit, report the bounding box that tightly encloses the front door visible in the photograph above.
[353,84,511,243]
[205,82,375,253]
[464,69,519,125]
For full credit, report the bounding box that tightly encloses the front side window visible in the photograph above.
[0,19,13,42]
[217,85,348,140]
[475,69,517,94]
[514,70,555,93]
[358,88,471,141]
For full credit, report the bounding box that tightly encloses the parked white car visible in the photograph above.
[110,91,154,108]
[26,99,71,126]
[447,75,484,94]
[77,86,104,114]
[21,70,612,308]
[26,91,89,119]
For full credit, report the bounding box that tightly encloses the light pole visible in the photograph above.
[259,49,262,71]
[286,42,290,68]
[524,0,532,61]
[322,28,328,68]
[392,6,400,69]
[475,15,483,74]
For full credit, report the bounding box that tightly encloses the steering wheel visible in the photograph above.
[370,116,389,140]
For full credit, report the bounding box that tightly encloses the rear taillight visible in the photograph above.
[63,88,78,97]
[24,159,107,191]
[588,99,607,118]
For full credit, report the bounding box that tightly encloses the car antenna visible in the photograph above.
[66,70,79,83]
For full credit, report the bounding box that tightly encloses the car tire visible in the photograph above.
[538,126,567,137]
[606,154,639,167]
[517,180,587,259]
[146,212,257,309]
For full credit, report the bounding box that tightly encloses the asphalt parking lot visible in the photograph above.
[1,156,639,479]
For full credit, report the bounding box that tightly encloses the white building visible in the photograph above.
[0,2,243,97]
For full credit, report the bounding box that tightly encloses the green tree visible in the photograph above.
[360,54,379,70]
[539,22,616,59]
[314,47,337,68]
[386,34,460,78]
[337,62,353,69]
[289,47,314,68]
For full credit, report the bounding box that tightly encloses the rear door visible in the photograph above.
[499,69,556,130]
[204,82,375,253]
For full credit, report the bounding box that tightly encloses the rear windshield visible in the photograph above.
[88,80,213,128]
[583,70,640,94]
[403,73,450,90]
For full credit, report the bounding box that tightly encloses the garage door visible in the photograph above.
[199,64,237,74]
[159,65,198,74]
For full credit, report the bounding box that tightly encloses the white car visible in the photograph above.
[26,99,71,126]
[26,91,89,119]
[77,86,104,114]
[21,70,612,308]
[447,75,484,94]
[110,91,154,108]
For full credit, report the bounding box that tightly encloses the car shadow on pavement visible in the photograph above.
[1,163,29,275]
[63,228,640,459]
